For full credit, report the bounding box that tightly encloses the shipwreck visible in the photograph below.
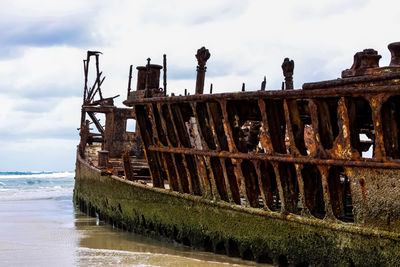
[74,42,400,266]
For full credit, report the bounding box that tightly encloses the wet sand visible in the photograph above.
[0,195,271,266]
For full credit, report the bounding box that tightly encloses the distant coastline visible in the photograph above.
[0,171,74,175]
[0,171,74,178]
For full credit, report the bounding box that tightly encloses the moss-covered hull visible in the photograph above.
[74,157,400,266]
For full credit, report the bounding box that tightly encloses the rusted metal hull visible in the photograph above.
[125,83,400,231]
[75,44,400,265]
[75,152,400,266]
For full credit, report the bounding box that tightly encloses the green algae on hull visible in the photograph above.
[74,156,400,266]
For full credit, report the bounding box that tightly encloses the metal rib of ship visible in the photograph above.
[74,42,400,266]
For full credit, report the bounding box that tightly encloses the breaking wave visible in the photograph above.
[0,171,74,201]
[0,171,75,179]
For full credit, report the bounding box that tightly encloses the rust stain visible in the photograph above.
[359,177,367,202]
[79,42,400,231]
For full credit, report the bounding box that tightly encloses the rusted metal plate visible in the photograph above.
[79,43,400,233]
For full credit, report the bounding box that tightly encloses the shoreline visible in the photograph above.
[0,179,264,266]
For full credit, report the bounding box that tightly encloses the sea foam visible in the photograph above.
[0,171,75,201]
[0,171,75,179]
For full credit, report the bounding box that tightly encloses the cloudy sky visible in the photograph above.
[0,0,398,171]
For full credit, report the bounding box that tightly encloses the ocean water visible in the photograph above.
[0,171,75,201]
[0,171,267,266]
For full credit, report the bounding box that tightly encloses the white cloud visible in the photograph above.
[0,138,78,171]
[0,0,398,170]
[0,46,84,97]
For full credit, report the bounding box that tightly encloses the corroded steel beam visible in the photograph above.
[146,145,400,169]
[87,111,104,134]
[195,47,210,95]
[125,84,400,105]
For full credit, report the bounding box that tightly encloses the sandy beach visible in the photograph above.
[0,172,268,266]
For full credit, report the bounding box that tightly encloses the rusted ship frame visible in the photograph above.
[75,42,400,266]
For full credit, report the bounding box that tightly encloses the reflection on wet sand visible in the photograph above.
[74,211,269,266]
[0,191,270,266]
